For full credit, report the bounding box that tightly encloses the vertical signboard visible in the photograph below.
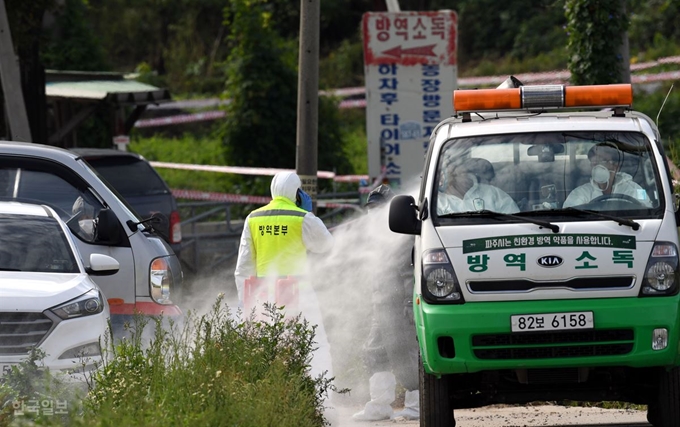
[362,11,457,190]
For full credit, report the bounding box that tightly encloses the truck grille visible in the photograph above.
[468,276,635,293]
[472,329,634,360]
[0,312,54,355]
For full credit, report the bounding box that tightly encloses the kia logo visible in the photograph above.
[537,255,563,267]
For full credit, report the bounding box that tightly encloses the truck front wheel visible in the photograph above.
[655,367,680,427]
[419,355,455,427]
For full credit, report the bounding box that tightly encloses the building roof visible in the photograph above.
[45,70,172,105]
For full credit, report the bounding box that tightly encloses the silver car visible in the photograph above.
[0,141,183,334]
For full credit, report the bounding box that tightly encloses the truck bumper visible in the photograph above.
[417,296,680,375]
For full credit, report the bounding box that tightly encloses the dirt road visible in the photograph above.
[331,403,649,427]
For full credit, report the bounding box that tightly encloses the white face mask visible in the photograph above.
[591,164,611,185]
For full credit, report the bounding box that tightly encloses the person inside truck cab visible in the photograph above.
[563,142,652,208]
[437,158,520,215]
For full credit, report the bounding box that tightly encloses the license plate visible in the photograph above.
[511,311,594,333]
[0,364,15,378]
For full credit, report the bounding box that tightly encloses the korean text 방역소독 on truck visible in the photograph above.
[388,82,680,427]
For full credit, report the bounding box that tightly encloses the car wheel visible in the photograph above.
[656,367,680,427]
[419,354,455,426]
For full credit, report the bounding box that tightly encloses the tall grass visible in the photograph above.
[1,297,338,427]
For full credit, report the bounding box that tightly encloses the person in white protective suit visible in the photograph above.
[563,142,652,208]
[437,157,519,215]
[351,184,420,422]
[233,171,336,415]
[72,196,96,240]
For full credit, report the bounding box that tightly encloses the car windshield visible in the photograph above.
[434,131,664,223]
[0,215,78,273]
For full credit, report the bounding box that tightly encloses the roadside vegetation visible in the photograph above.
[2,0,680,424]
[0,297,339,427]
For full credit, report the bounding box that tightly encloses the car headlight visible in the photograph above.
[422,249,464,304]
[640,242,680,296]
[150,257,172,304]
[50,289,104,319]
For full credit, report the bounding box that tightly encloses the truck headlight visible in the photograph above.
[646,262,675,291]
[50,289,104,319]
[150,257,172,304]
[640,242,679,296]
[422,249,464,304]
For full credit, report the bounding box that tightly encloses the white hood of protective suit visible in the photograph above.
[270,171,300,201]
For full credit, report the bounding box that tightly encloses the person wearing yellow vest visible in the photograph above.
[233,170,335,385]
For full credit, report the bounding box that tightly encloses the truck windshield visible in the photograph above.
[434,131,664,222]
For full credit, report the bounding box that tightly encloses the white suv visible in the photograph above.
[0,201,118,378]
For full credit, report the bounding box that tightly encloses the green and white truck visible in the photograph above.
[388,82,680,427]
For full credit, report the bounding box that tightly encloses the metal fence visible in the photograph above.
[177,194,362,273]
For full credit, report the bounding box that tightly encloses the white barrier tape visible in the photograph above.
[172,188,361,210]
[339,99,367,109]
[173,189,270,204]
[631,55,680,70]
[135,111,226,128]
[139,56,680,115]
[151,161,335,179]
[319,87,366,97]
[142,111,224,126]
[152,161,370,183]
[337,69,680,107]
[333,174,370,183]
[633,71,680,83]
[135,59,680,128]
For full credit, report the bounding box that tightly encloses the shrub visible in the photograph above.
[83,297,338,427]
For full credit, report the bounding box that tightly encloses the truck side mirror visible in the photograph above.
[95,208,123,245]
[389,195,421,235]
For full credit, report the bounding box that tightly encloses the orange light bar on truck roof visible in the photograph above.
[453,84,633,113]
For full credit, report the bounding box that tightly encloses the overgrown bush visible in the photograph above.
[1,298,338,427]
[0,348,87,427]
[84,298,336,427]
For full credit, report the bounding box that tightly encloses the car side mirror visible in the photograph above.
[389,195,421,235]
[86,253,120,276]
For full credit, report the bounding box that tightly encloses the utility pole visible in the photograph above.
[0,0,32,141]
[385,0,401,12]
[618,0,631,83]
[296,0,320,212]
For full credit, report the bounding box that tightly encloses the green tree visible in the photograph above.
[41,0,108,71]
[565,0,629,85]
[87,0,228,94]
[628,0,680,60]
[220,0,298,170]
[219,0,350,178]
